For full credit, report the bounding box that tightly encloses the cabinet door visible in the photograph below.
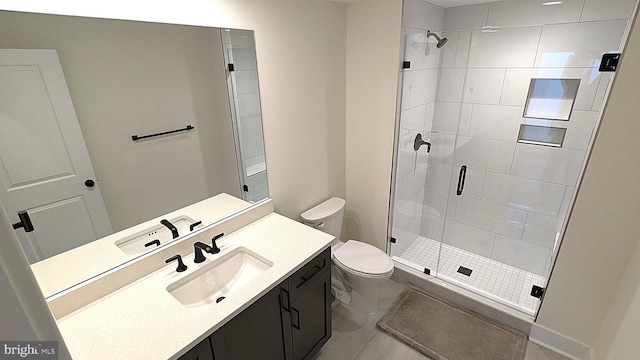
[211,285,287,360]
[178,337,214,360]
[290,272,331,360]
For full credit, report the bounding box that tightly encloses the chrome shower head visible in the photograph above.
[427,30,448,49]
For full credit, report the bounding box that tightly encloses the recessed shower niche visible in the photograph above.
[523,78,581,121]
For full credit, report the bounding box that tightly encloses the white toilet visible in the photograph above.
[301,197,394,313]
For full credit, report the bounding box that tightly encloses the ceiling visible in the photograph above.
[331,0,503,8]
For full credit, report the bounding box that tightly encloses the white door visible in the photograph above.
[0,49,112,263]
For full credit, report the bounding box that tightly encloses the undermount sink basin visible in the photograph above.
[115,216,201,256]
[167,247,273,311]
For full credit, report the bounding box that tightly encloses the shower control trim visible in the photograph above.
[414,133,431,153]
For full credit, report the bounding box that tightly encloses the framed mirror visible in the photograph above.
[0,10,268,297]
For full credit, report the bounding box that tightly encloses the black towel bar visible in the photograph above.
[131,125,194,141]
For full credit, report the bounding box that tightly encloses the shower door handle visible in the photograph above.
[456,165,467,196]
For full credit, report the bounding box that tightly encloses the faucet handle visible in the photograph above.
[166,254,187,272]
[211,233,224,254]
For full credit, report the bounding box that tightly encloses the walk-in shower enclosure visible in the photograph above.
[389,0,635,315]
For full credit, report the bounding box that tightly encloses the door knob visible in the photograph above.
[84,179,95,187]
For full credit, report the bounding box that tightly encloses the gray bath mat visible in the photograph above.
[376,286,527,360]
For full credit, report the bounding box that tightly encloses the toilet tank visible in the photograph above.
[300,197,345,240]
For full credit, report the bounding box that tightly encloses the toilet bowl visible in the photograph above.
[301,197,394,313]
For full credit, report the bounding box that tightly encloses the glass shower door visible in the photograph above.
[433,20,624,314]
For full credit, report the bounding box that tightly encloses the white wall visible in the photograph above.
[593,234,640,358]
[345,0,403,250]
[536,0,640,348]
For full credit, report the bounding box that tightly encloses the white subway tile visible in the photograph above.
[486,0,583,28]
[581,0,636,21]
[560,110,598,150]
[592,72,614,111]
[396,146,415,179]
[510,144,586,186]
[459,103,473,136]
[229,29,255,47]
[469,104,523,141]
[401,70,413,111]
[400,164,428,201]
[523,213,563,248]
[501,68,536,107]
[455,31,471,69]
[463,69,506,105]
[409,69,438,107]
[425,161,452,192]
[440,31,458,68]
[468,26,542,68]
[453,167,485,200]
[423,188,448,217]
[234,71,254,95]
[433,102,460,134]
[454,136,516,174]
[420,213,436,239]
[393,198,416,230]
[535,20,628,68]
[232,48,257,71]
[242,115,263,137]
[403,0,445,31]
[237,93,261,117]
[455,197,528,239]
[401,105,428,133]
[403,31,427,70]
[443,3,489,31]
[558,186,576,220]
[443,220,495,257]
[492,235,551,275]
[482,173,566,216]
[436,69,466,102]
[427,132,456,164]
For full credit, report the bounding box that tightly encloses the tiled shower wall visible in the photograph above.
[423,0,634,277]
[393,0,635,277]
[392,0,445,258]
[223,29,268,202]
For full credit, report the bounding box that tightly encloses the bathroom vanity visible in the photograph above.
[43,199,333,359]
[182,248,331,360]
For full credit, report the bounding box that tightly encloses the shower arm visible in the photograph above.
[414,133,431,153]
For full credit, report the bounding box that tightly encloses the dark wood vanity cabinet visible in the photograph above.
[177,337,214,360]
[178,247,331,360]
[282,247,332,360]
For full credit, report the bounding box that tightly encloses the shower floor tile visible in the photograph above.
[399,236,545,314]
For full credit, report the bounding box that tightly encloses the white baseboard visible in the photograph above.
[530,324,592,360]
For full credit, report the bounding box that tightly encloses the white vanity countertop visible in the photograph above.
[55,212,333,360]
[32,193,251,298]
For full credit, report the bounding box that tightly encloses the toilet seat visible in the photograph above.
[333,240,394,278]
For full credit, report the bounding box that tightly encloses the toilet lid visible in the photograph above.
[333,240,394,275]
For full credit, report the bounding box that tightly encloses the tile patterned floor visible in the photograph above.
[399,236,546,314]
[315,279,572,360]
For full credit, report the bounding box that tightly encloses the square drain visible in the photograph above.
[457,266,472,276]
